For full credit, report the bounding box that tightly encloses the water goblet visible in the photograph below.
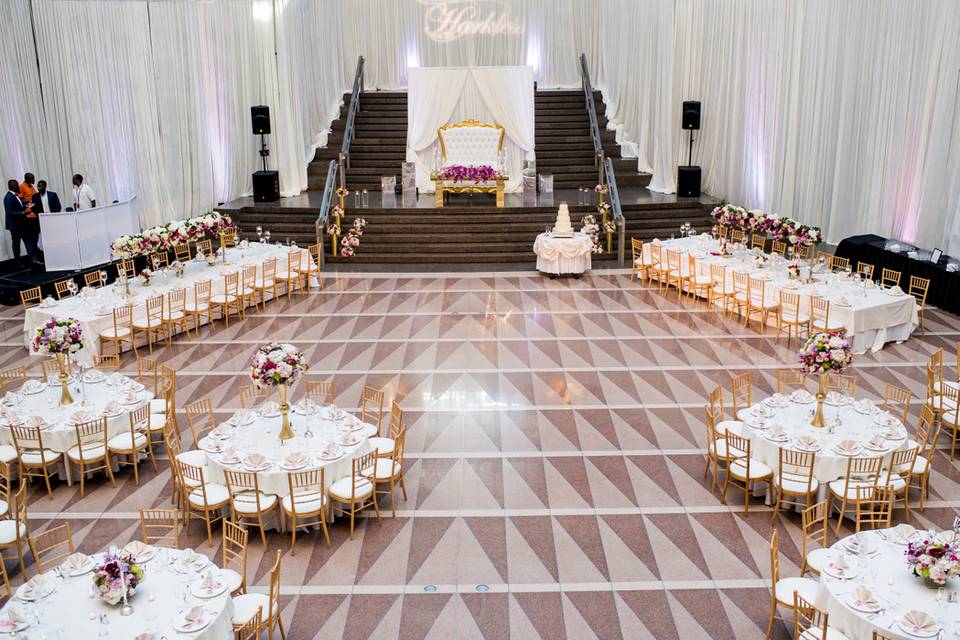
[256,226,263,242]
[264,230,271,244]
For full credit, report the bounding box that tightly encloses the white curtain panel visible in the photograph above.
[406,66,534,192]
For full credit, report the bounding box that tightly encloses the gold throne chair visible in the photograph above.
[432,120,508,208]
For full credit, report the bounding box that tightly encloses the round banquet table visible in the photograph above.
[533,232,593,275]
[201,403,375,498]
[815,527,960,639]
[0,371,153,454]
[0,546,233,639]
[735,393,910,488]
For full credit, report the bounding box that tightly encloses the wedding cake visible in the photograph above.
[552,203,574,237]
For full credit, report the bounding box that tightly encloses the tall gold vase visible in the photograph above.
[277,384,294,442]
[810,373,827,428]
[56,353,74,406]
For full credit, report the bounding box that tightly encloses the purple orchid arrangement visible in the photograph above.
[440,165,498,184]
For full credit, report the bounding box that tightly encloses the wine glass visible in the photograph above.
[256,225,263,242]
[264,230,271,244]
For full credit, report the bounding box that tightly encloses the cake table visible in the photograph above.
[533,232,593,277]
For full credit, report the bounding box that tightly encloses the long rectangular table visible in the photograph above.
[833,233,959,314]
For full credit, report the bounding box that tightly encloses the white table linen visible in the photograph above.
[23,242,315,362]
[655,236,917,353]
[736,395,909,486]
[0,372,153,453]
[533,232,593,275]
[201,404,375,498]
[815,527,960,639]
[0,547,233,639]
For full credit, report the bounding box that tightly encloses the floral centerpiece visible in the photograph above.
[580,214,603,254]
[339,218,367,258]
[787,261,802,279]
[139,268,153,286]
[31,317,83,405]
[93,549,144,606]
[906,538,960,587]
[753,254,768,269]
[440,165,498,184]
[798,331,852,427]
[250,342,309,441]
[594,183,608,195]
[111,211,236,260]
[171,260,185,278]
[710,204,823,248]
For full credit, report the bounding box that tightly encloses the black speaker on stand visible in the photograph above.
[677,100,701,197]
[251,105,279,202]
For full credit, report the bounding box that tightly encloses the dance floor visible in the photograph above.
[3,270,960,639]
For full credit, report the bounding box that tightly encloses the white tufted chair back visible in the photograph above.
[439,122,504,168]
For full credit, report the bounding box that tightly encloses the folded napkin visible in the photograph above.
[825,391,844,404]
[766,425,787,439]
[901,610,937,633]
[21,574,48,598]
[124,390,140,403]
[4,604,24,626]
[284,452,308,467]
[854,399,874,412]
[22,380,44,393]
[70,410,95,424]
[176,549,202,570]
[3,391,15,405]
[3,410,22,425]
[866,435,887,449]
[200,570,215,590]
[890,285,903,295]
[220,448,240,463]
[892,523,917,542]
[322,444,341,457]
[102,400,121,415]
[26,416,47,429]
[124,540,150,559]
[211,425,230,438]
[339,433,359,445]
[835,439,860,454]
[850,586,878,608]
[244,453,267,468]
[260,400,280,414]
[229,409,253,425]
[62,552,89,572]
[795,435,819,450]
[183,605,205,626]
[865,279,876,289]
[790,390,814,403]
[836,296,849,305]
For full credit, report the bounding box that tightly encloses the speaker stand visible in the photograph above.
[259,134,270,172]
[687,129,695,167]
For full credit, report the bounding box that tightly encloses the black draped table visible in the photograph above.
[834,234,960,315]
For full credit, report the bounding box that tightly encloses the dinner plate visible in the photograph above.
[764,433,789,443]
[21,383,45,396]
[280,460,309,471]
[822,563,857,579]
[190,579,228,599]
[0,619,28,633]
[845,596,881,613]
[82,371,106,384]
[318,448,343,461]
[897,620,939,638]
[242,462,272,472]
[832,446,862,457]
[65,557,95,576]
[15,582,56,602]
[173,555,209,574]
[863,442,890,452]
[793,442,822,452]
[123,543,155,563]
[102,407,124,418]
[173,609,213,633]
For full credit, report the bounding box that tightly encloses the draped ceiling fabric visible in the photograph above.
[406,66,534,192]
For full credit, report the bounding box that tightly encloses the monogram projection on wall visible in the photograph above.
[420,0,525,43]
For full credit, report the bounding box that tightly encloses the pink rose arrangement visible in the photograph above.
[93,549,143,606]
[580,215,603,254]
[139,268,153,285]
[798,332,852,376]
[711,204,822,247]
[111,212,236,259]
[339,218,367,258]
[31,317,83,355]
[250,342,309,389]
[594,183,608,194]
[906,538,960,586]
[440,165,498,184]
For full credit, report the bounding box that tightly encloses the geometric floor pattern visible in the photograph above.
[3,269,960,639]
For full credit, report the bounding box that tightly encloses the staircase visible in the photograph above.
[309,89,651,191]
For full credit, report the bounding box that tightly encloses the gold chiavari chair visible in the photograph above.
[794,244,810,259]
[255,257,278,307]
[361,385,386,434]
[770,240,786,255]
[305,380,334,405]
[815,250,832,266]
[367,426,408,517]
[163,287,189,342]
[721,432,772,513]
[219,229,238,249]
[882,446,918,518]
[11,425,61,497]
[68,417,116,497]
[826,373,857,396]
[211,272,241,327]
[223,469,278,547]
[745,275,780,332]
[880,268,901,288]
[908,275,930,333]
[828,455,883,534]
[856,261,874,280]
[909,405,941,510]
[195,238,213,257]
[53,279,73,299]
[132,295,165,353]
[765,527,818,640]
[369,399,403,457]
[328,450,381,539]
[630,238,650,283]
[302,243,322,291]
[731,270,750,319]
[793,592,845,640]
[107,404,156,485]
[148,368,176,450]
[688,254,713,303]
[283,468,330,552]
[275,251,302,299]
[99,303,135,356]
[28,522,75,574]
[185,397,216,447]
[0,366,27,395]
[231,549,285,640]
[851,484,894,532]
[776,369,807,394]
[703,404,731,494]
[750,233,766,250]
[731,372,752,416]
[239,265,258,316]
[770,448,818,522]
[82,268,104,287]
[809,297,844,334]
[185,279,212,335]
[717,224,729,240]
[150,252,169,271]
[139,508,180,548]
[776,290,809,347]
[234,607,262,640]
[647,243,669,286]
[239,385,268,409]
[830,255,850,272]
[117,259,136,279]
[19,286,41,310]
[222,519,249,596]
[799,500,830,577]
[137,355,158,394]
[708,263,734,316]
[0,462,10,518]
[707,385,725,418]
[709,384,741,437]
[93,353,120,371]
[173,243,192,262]
[178,460,229,546]
[664,250,693,300]
[0,554,10,599]
[881,383,911,425]
[939,383,960,460]
[0,482,29,576]
[873,631,894,640]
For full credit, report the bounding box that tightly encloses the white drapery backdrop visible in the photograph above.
[406,66,534,192]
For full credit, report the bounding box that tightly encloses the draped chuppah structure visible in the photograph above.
[406,66,535,193]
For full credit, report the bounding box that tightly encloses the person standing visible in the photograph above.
[71,174,96,210]
[30,180,62,213]
[4,179,39,264]
[18,173,36,211]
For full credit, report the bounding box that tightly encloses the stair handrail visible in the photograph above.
[339,55,365,186]
[604,156,626,267]
[579,53,605,186]
[315,158,339,269]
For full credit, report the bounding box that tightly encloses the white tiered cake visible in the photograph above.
[552,203,574,237]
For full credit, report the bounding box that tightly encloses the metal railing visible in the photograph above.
[579,53,605,186]
[338,56,365,188]
[314,159,339,269]
[605,156,626,267]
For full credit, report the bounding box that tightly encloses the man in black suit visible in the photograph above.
[30,180,61,213]
[4,178,38,264]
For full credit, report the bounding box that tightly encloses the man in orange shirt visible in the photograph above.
[17,173,42,266]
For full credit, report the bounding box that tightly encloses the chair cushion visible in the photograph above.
[281,492,326,515]
[883,473,907,492]
[231,491,278,514]
[827,479,875,501]
[20,449,61,466]
[367,437,395,455]
[363,459,401,481]
[912,456,929,474]
[0,444,17,463]
[210,294,237,305]
[255,279,274,288]
[774,472,819,495]
[812,319,844,331]
[716,420,742,436]
[710,439,730,459]
[149,399,166,414]
[728,458,773,481]
[163,310,185,321]
[276,271,297,281]
[694,276,712,285]
[107,431,148,451]
[221,568,243,594]
[188,483,230,508]
[132,317,163,329]
[328,476,373,500]
[781,312,810,324]
[176,450,207,466]
[774,575,819,606]
[800,626,851,640]
[67,444,106,463]
[99,327,131,338]
[0,519,26,544]
[232,592,270,625]
[183,302,209,313]
[806,547,830,575]
[148,413,167,432]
